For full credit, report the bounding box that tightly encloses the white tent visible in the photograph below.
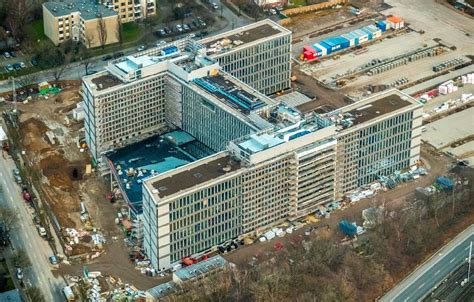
[0,126,7,141]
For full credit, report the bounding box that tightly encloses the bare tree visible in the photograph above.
[26,286,45,302]
[12,249,31,269]
[52,64,68,82]
[0,207,17,229]
[115,15,123,46]
[96,15,108,49]
[84,31,94,49]
[81,57,94,75]
[0,27,8,48]
[4,0,33,41]
[17,73,39,96]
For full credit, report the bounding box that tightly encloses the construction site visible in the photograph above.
[1,83,164,294]
[0,0,472,300]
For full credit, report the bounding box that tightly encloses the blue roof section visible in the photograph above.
[174,255,229,282]
[322,36,350,47]
[107,131,213,214]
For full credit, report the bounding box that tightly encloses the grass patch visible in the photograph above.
[0,66,41,81]
[122,22,143,43]
[286,0,308,8]
[25,19,47,42]
[4,277,15,291]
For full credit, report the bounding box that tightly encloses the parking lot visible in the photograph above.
[1,50,35,74]
[295,0,474,99]
[423,107,474,166]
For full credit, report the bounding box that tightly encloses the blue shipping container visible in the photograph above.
[312,43,327,57]
[360,28,373,40]
[318,41,332,55]
[377,20,389,32]
[321,36,350,52]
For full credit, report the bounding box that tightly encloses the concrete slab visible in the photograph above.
[422,107,474,149]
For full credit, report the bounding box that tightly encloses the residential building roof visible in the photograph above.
[43,0,117,20]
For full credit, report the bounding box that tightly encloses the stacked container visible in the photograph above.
[387,16,404,29]
[303,45,317,60]
[341,33,358,47]
[320,36,350,53]
[376,20,390,32]
[312,43,328,56]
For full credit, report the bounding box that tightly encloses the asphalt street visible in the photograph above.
[0,154,66,301]
[381,224,474,302]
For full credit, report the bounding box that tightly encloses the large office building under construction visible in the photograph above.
[81,20,422,271]
[141,89,422,270]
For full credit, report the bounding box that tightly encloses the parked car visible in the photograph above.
[3,51,11,59]
[31,56,39,66]
[49,255,58,265]
[270,8,277,15]
[5,64,14,72]
[16,268,23,280]
[12,168,20,176]
[159,29,166,36]
[101,54,112,61]
[86,70,98,75]
[14,175,22,184]
[192,20,201,28]
[38,226,47,237]
[9,51,16,57]
[156,40,166,46]
[212,2,219,10]
[175,24,183,32]
[113,52,124,58]
[13,63,21,71]
[182,24,190,31]
[137,45,146,52]
[164,27,171,34]
[19,62,26,68]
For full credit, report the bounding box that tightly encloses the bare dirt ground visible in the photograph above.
[15,88,163,288]
[291,68,353,111]
[17,88,98,229]
[225,144,450,267]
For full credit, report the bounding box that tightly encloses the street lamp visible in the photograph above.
[468,241,472,283]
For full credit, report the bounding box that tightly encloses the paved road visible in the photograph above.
[380,224,474,302]
[0,153,66,301]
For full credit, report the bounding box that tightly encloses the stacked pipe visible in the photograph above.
[432,58,466,72]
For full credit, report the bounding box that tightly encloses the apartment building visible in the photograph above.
[198,19,292,95]
[43,0,119,48]
[101,0,156,23]
[327,90,423,199]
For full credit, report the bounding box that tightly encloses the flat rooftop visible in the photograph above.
[150,153,242,199]
[193,73,274,114]
[43,0,117,20]
[331,90,418,128]
[89,72,122,91]
[199,19,290,56]
[174,255,229,282]
[108,131,213,214]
